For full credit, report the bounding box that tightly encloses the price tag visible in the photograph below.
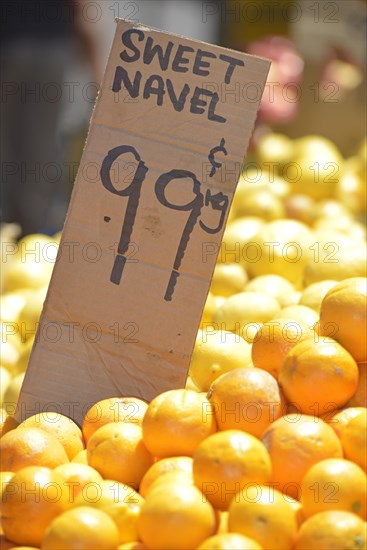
[16,19,270,425]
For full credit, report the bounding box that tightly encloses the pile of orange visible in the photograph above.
[1,134,367,549]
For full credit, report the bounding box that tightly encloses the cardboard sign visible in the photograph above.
[16,19,270,425]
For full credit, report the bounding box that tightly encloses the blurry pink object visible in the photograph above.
[247,36,304,124]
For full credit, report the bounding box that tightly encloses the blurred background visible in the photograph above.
[1,0,366,236]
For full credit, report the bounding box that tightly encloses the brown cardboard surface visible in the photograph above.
[15,19,270,425]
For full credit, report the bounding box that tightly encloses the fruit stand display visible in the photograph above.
[0,131,366,549]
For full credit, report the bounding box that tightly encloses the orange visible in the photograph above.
[87,423,153,489]
[0,427,69,472]
[251,318,314,379]
[82,397,148,443]
[327,407,366,439]
[284,194,316,225]
[299,280,337,313]
[54,463,103,501]
[232,188,285,221]
[19,412,84,460]
[1,466,70,546]
[276,305,318,328]
[189,329,253,392]
[73,479,143,508]
[341,408,367,470]
[228,485,298,550]
[319,277,367,363]
[138,482,217,550]
[245,274,296,308]
[141,389,217,458]
[139,456,193,497]
[261,415,343,498]
[0,471,14,514]
[71,449,88,464]
[41,506,120,549]
[294,510,366,549]
[279,338,359,415]
[148,471,194,494]
[301,458,366,519]
[210,263,248,297]
[347,363,367,407]
[73,480,143,545]
[213,291,281,330]
[197,533,263,549]
[117,544,147,550]
[193,430,271,510]
[207,368,281,438]
[286,497,304,527]
[303,245,367,287]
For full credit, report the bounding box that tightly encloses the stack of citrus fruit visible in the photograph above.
[1,134,366,549]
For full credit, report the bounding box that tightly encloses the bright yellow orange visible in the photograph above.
[189,329,253,392]
[251,318,314,379]
[301,458,367,519]
[138,482,217,550]
[19,412,84,460]
[261,415,343,498]
[1,466,70,547]
[213,291,281,330]
[234,188,286,221]
[245,274,296,308]
[87,423,153,489]
[54,463,103,501]
[141,390,217,458]
[303,245,367,287]
[207,368,281,437]
[284,193,315,225]
[210,263,248,297]
[347,363,367,407]
[341,408,367,470]
[73,479,143,546]
[228,485,298,550]
[294,510,366,549]
[109,510,147,547]
[71,449,88,464]
[279,338,359,415]
[276,305,318,327]
[82,397,148,443]
[0,427,69,472]
[139,457,193,497]
[41,506,120,549]
[299,280,337,313]
[198,533,263,549]
[319,277,367,363]
[193,430,271,510]
[327,407,366,439]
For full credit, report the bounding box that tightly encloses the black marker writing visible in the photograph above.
[208,137,227,177]
[100,145,148,284]
[100,143,229,300]
[155,170,203,301]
